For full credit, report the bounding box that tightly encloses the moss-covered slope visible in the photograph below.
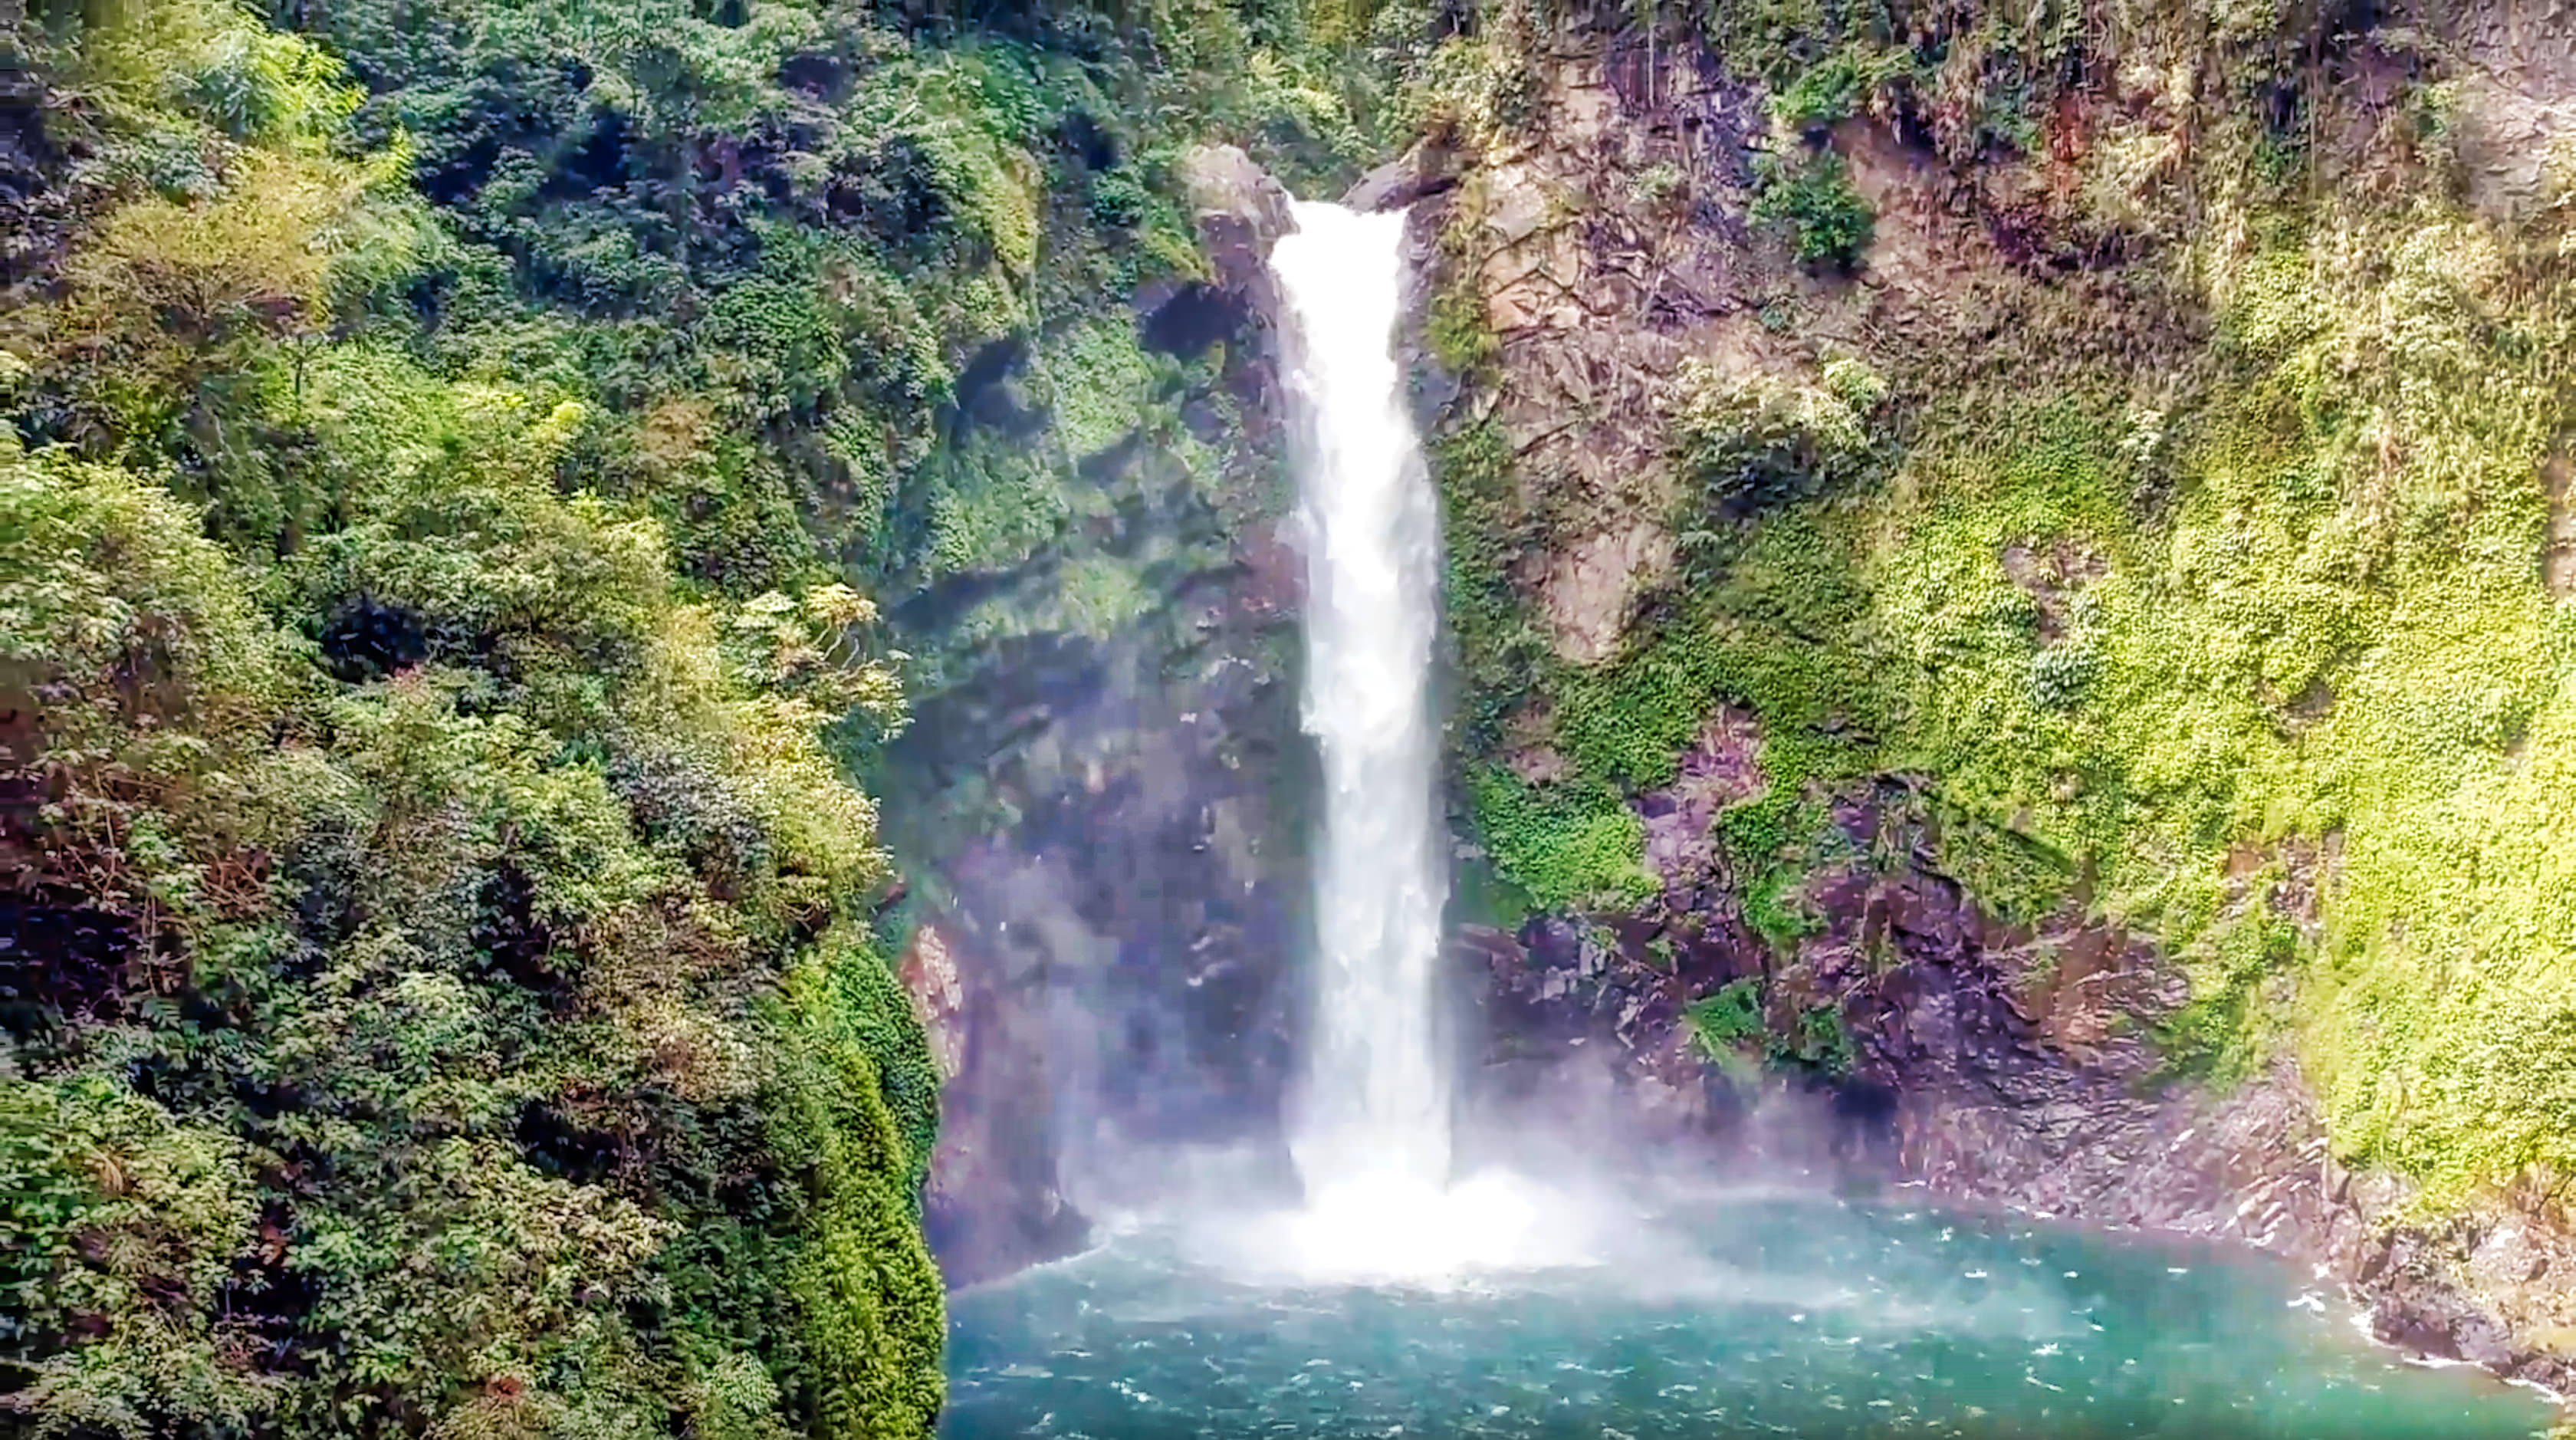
[1424,0,2576,1276]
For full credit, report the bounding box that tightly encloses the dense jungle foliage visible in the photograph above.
[0,0,1435,1433]
[15,0,2576,1428]
[1431,1,2576,1221]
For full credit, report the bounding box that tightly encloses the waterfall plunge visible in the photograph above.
[1263,202,1566,1282]
[1275,202,1452,1195]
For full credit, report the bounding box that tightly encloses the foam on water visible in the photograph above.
[1184,1169,1613,1287]
[946,1195,2558,1439]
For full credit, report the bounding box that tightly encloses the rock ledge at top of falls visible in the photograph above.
[1342,140,1464,214]
[1182,144,1297,298]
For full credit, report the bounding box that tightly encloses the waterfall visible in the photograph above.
[1175,199,1587,1284]
[1273,202,1454,1202]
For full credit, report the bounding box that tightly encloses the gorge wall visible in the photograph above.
[876,149,1319,1286]
[0,4,1368,1433]
[1390,0,2576,1393]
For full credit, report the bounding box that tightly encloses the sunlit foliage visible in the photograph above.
[0,3,961,1434]
[5,0,1430,1423]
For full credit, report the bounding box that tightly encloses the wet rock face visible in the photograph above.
[2453,1,2576,219]
[1342,139,1464,213]
[892,149,1313,1288]
[892,624,1309,1287]
[905,920,1091,1287]
[1183,143,1299,323]
[1636,709,1764,885]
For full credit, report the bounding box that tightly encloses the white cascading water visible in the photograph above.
[1273,202,1453,1196]
[1263,202,1564,1283]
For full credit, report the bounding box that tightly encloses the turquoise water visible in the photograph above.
[943,1190,2556,1439]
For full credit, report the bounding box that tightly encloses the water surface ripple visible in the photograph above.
[944,1193,2554,1439]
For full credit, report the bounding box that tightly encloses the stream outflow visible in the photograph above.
[944,1191,2555,1438]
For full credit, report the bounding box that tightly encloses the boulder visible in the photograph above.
[1181,143,1298,301]
[1342,138,1464,213]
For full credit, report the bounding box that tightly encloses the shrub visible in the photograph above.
[2026,639,2101,711]
[1397,27,1539,150]
[1772,52,1875,133]
[1467,765,1658,916]
[1671,359,1879,516]
[1685,979,1765,1055]
[1748,148,1874,268]
[1425,283,1500,377]
[1626,160,1685,211]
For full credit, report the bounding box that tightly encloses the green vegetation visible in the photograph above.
[19,0,2576,1417]
[1767,48,1909,134]
[1686,978,1852,1077]
[1747,148,1874,269]
[1671,357,1884,517]
[1432,416,1552,755]
[1467,765,1658,917]
[1,386,940,1434]
[0,0,1421,1433]
[1719,794,1830,950]
[1687,979,1768,1053]
[1426,282,1503,379]
[1787,1003,1858,1076]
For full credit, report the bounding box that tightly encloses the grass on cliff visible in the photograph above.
[1848,215,2576,1212]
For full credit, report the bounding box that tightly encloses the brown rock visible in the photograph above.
[898,921,967,1083]
[1183,143,1298,300]
[1342,138,1463,213]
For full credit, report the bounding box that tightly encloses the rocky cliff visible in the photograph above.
[1395,2,2576,1393]
[859,0,2576,1395]
[886,147,1317,1286]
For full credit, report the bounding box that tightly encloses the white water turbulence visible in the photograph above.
[1259,201,1582,1285]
